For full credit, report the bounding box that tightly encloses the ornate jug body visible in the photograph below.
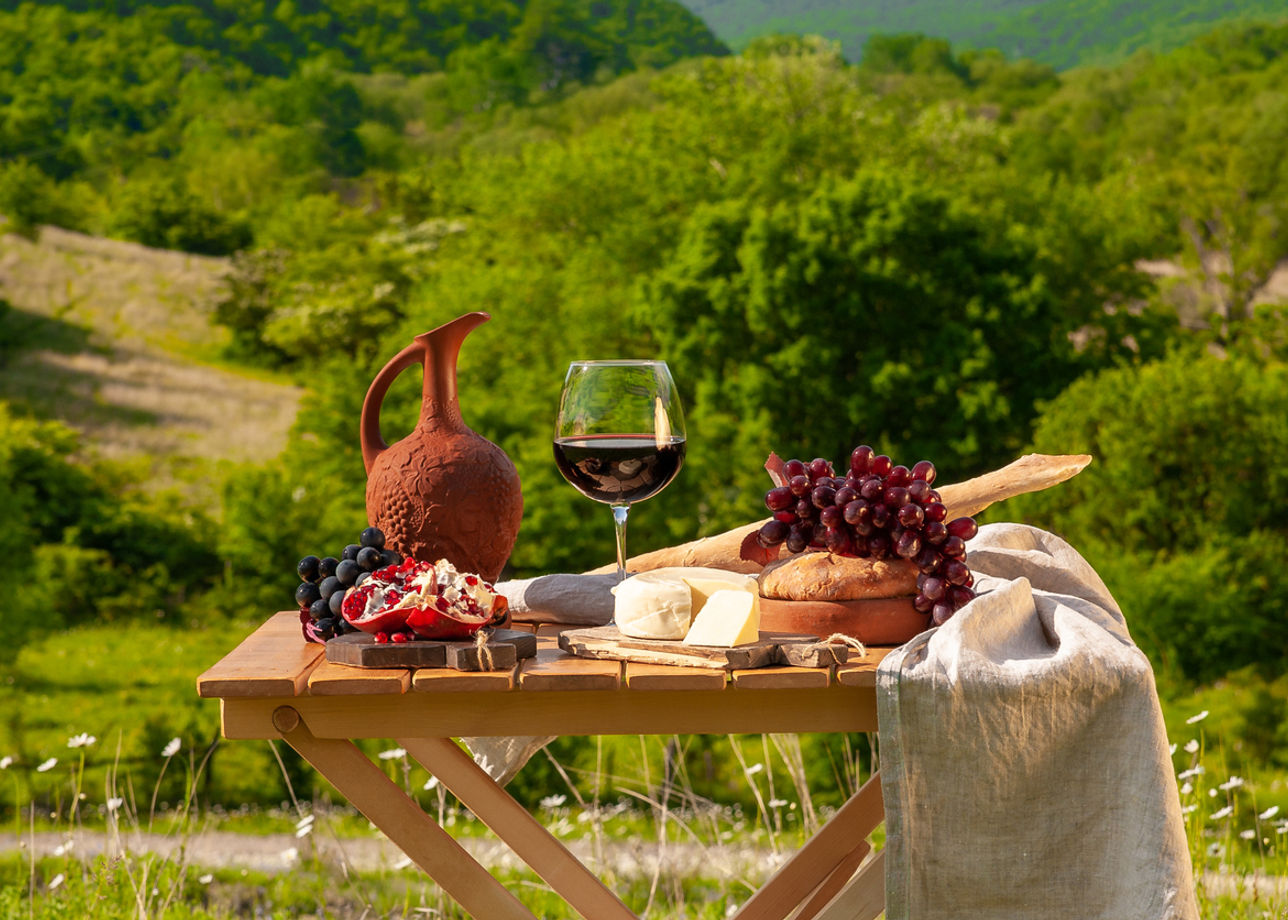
[360,312,523,582]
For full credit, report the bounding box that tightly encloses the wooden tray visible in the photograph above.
[326,628,537,671]
[557,626,850,670]
[758,595,929,645]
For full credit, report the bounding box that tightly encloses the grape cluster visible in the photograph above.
[756,447,979,625]
[294,526,403,642]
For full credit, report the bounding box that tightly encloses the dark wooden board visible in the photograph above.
[326,629,537,672]
[557,626,849,670]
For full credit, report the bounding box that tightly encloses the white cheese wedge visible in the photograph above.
[682,589,761,647]
[612,567,757,640]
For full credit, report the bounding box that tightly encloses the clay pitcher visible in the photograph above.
[361,312,523,582]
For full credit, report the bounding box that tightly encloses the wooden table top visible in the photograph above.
[198,612,890,740]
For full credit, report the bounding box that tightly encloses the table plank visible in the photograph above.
[518,628,621,692]
[834,646,895,689]
[730,665,831,690]
[413,666,518,693]
[197,612,323,698]
[625,662,728,691]
[307,660,410,696]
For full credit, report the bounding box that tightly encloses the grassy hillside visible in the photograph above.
[679,0,1288,68]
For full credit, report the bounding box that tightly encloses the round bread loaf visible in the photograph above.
[757,552,919,601]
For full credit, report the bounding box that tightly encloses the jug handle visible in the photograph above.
[360,339,424,474]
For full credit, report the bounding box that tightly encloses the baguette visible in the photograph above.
[583,452,1091,576]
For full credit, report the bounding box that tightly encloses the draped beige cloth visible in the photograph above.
[877,523,1198,920]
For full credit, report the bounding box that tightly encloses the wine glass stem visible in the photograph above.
[612,503,630,583]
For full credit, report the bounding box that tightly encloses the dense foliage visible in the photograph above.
[2,4,1288,808]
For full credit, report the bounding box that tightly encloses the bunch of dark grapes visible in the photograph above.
[756,447,979,625]
[294,526,403,642]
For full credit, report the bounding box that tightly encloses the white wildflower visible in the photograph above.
[198,874,213,885]
[67,733,95,749]
[423,776,440,791]
[1180,783,1193,796]
[53,841,72,856]
[768,798,788,809]
[280,847,298,865]
[0,756,12,769]
[1211,805,1233,820]
[1184,739,1199,754]
[1209,789,1218,797]
[294,814,314,830]
[1258,805,1279,821]
[540,794,567,809]
[377,747,406,761]
[1182,804,1198,815]
[1168,743,1177,756]
[36,758,57,773]
[161,738,181,758]
[1240,829,1256,840]
[1186,710,1209,724]
[1219,776,1244,792]
[106,797,124,813]
[1277,821,1288,835]
[1177,766,1205,780]
[744,763,765,776]
[294,824,313,839]
[49,874,64,890]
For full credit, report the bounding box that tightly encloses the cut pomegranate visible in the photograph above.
[341,558,507,640]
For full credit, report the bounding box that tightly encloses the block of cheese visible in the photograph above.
[611,567,757,640]
[682,589,761,647]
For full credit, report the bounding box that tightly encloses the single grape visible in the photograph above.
[922,520,948,545]
[948,585,976,609]
[870,454,893,477]
[843,499,868,526]
[883,485,909,509]
[911,460,937,484]
[795,498,814,519]
[947,517,979,541]
[943,559,971,586]
[913,593,934,613]
[328,588,345,617]
[859,478,884,501]
[887,465,912,487]
[927,489,943,503]
[758,520,790,546]
[309,597,329,621]
[318,556,340,579]
[913,546,943,573]
[850,445,874,474]
[783,458,807,480]
[825,526,853,555]
[920,575,947,601]
[297,555,321,583]
[867,534,889,559]
[942,535,967,558]
[379,548,403,567]
[355,571,371,588]
[317,575,342,601]
[360,526,386,549]
[773,510,797,524]
[766,486,794,511]
[789,474,812,497]
[869,503,890,529]
[786,526,808,554]
[819,505,842,528]
[895,531,922,559]
[834,486,858,507]
[898,502,925,529]
[342,543,362,561]
[932,603,954,626]
[907,480,933,504]
[314,617,338,641]
[811,485,836,509]
[295,581,322,608]
[808,458,834,481]
[356,546,384,571]
[924,502,948,523]
[336,559,362,586]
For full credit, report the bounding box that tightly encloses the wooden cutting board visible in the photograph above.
[557,626,851,670]
[326,628,537,671]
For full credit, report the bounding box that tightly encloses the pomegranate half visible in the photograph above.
[341,558,506,639]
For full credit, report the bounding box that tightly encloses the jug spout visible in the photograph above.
[416,311,490,431]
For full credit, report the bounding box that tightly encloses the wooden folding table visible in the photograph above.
[197,612,891,919]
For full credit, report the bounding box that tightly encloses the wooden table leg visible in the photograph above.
[731,771,884,920]
[400,736,638,920]
[814,849,885,920]
[789,840,871,920]
[273,707,537,920]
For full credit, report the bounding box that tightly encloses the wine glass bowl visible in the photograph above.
[554,360,686,581]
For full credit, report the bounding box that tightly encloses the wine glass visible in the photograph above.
[554,360,686,583]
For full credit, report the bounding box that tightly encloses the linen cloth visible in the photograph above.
[877,523,1198,920]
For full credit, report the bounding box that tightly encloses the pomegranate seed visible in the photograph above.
[465,575,479,586]
[391,632,409,643]
[374,632,389,644]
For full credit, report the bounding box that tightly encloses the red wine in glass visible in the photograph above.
[553,434,686,504]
